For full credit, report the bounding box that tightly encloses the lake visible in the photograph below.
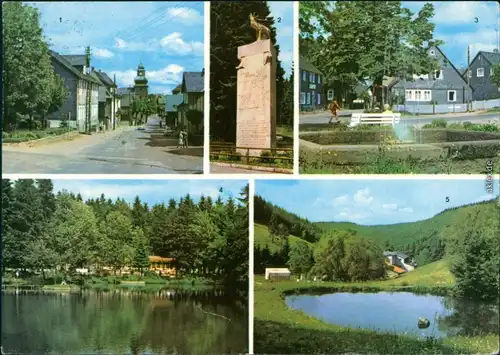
[2,288,248,354]
[285,291,499,338]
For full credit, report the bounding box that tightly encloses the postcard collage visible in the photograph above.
[1,1,499,354]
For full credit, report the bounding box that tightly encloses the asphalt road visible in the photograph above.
[300,111,500,126]
[2,116,203,174]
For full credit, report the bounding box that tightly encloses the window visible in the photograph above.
[413,74,429,80]
[302,70,307,81]
[477,68,484,77]
[327,89,334,101]
[429,49,435,56]
[435,70,443,80]
[306,92,311,104]
[309,72,315,82]
[300,92,305,104]
[405,89,431,102]
[311,91,316,104]
[448,90,456,102]
[317,93,321,105]
[491,67,494,76]
[468,70,472,78]
[317,75,321,84]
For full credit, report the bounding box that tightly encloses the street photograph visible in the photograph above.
[2,1,205,174]
[253,178,499,354]
[2,178,249,355]
[299,1,500,174]
[209,1,294,174]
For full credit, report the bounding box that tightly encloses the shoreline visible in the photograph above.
[254,276,499,354]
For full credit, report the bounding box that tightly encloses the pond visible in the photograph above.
[286,291,499,338]
[2,288,248,354]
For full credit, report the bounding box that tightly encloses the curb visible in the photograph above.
[211,162,293,174]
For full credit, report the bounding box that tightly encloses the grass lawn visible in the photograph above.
[2,127,75,143]
[254,260,499,354]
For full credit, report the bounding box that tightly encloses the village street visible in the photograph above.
[299,110,500,126]
[2,116,203,174]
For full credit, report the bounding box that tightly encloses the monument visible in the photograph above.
[235,13,277,156]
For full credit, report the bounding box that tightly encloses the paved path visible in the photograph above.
[2,116,203,174]
[300,111,500,126]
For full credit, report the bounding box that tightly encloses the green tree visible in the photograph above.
[2,2,55,130]
[132,227,150,276]
[288,240,314,276]
[491,63,500,87]
[305,1,442,107]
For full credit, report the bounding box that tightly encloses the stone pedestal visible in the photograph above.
[236,39,277,157]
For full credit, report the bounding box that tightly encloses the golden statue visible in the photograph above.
[249,13,270,41]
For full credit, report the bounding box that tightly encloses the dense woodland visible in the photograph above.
[210,1,293,143]
[1,180,249,290]
[255,196,499,301]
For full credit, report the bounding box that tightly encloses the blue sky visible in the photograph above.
[52,180,247,206]
[268,1,294,78]
[28,1,204,94]
[256,179,499,225]
[402,1,500,68]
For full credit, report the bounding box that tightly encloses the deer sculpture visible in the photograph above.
[249,13,270,41]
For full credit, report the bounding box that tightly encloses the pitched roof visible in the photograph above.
[117,87,133,95]
[172,84,182,94]
[182,72,204,92]
[299,55,322,74]
[61,54,86,66]
[94,70,115,87]
[383,251,409,259]
[482,51,500,65]
[49,50,100,85]
[165,94,184,112]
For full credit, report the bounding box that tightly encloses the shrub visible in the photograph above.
[431,119,447,128]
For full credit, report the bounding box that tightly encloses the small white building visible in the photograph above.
[383,251,417,272]
[265,268,291,281]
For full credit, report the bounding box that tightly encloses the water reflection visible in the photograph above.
[2,289,248,355]
[285,291,499,338]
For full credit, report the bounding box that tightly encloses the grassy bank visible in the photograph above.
[254,260,499,354]
[2,128,75,143]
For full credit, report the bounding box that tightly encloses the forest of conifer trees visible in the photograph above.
[2,179,249,291]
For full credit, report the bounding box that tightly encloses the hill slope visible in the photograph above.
[254,223,312,254]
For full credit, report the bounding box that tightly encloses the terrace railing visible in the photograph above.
[210,142,293,169]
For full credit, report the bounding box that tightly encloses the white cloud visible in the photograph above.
[333,195,349,205]
[109,63,185,87]
[398,207,414,213]
[353,188,374,206]
[160,32,204,56]
[114,34,203,57]
[382,203,398,210]
[431,1,498,25]
[93,48,114,58]
[166,7,203,25]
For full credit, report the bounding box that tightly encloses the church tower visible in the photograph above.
[134,61,148,98]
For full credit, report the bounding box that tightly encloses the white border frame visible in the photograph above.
[293,1,300,175]
[203,1,210,175]
[248,179,255,355]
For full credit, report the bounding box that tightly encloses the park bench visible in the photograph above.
[349,113,401,127]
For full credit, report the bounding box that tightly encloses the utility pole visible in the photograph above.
[467,45,471,112]
[113,74,117,130]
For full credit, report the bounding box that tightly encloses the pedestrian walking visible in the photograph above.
[182,129,188,148]
[328,99,341,124]
[177,128,184,149]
